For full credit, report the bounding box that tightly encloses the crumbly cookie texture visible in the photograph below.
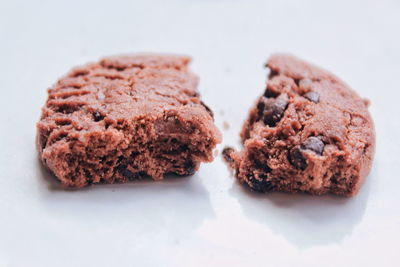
[37,54,221,187]
[223,54,375,196]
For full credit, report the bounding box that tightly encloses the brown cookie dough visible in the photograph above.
[223,54,375,196]
[37,54,221,187]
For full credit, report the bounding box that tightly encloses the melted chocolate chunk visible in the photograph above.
[303,91,320,103]
[257,96,288,127]
[289,137,325,170]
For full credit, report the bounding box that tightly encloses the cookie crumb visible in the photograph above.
[213,149,219,157]
[222,147,235,168]
[223,121,230,130]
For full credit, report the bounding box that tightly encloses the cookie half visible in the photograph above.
[37,54,221,187]
[223,54,375,196]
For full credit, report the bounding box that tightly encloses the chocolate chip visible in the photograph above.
[200,101,214,118]
[72,70,89,78]
[302,136,324,155]
[116,165,138,180]
[268,69,279,79]
[257,96,288,127]
[289,146,308,170]
[257,100,265,116]
[263,88,280,98]
[183,160,196,176]
[248,176,274,192]
[93,111,104,122]
[254,162,272,173]
[130,151,140,158]
[303,91,320,103]
[331,176,339,185]
[289,137,324,170]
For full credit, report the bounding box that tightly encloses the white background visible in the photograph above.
[1,0,399,266]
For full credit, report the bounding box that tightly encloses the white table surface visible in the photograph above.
[1,0,399,266]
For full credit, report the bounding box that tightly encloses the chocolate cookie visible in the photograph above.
[223,54,375,196]
[37,54,221,187]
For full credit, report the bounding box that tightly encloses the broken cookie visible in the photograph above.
[37,54,221,187]
[223,54,375,196]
